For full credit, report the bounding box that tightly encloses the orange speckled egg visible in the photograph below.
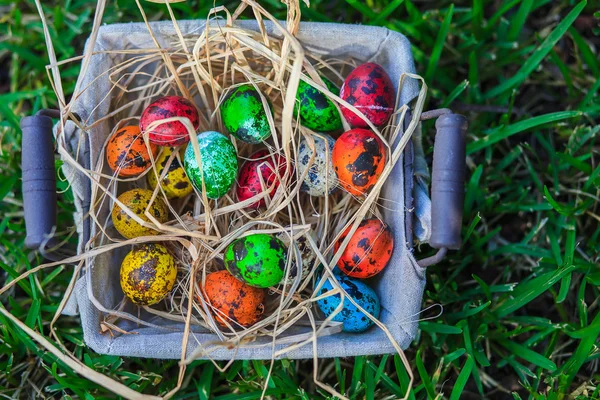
[334,218,394,279]
[332,128,386,196]
[202,270,266,327]
[112,188,168,239]
[106,126,158,177]
[120,243,177,306]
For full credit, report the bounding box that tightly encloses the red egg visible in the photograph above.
[334,218,394,279]
[332,128,386,196]
[340,63,394,127]
[236,150,289,208]
[140,96,200,146]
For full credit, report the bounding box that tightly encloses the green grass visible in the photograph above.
[1,0,600,398]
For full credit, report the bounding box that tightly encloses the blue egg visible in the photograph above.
[316,273,380,333]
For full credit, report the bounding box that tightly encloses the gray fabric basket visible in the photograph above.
[60,19,431,360]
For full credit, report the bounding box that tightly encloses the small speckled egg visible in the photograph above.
[294,76,342,132]
[277,231,318,285]
[106,125,158,177]
[184,131,238,199]
[332,128,386,196]
[298,134,337,196]
[340,63,394,127]
[147,147,193,199]
[224,234,287,288]
[203,270,266,327]
[237,150,289,209]
[140,96,200,146]
[316,273,380,333]
[120,243,177,306]
[112,188,169,239]
[334,218,394,279]
[221,85,272,144]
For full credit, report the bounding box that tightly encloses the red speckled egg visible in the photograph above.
[332,128,386,196]
[106,125,158,177]
[340,63,394,127]
[202,270,266,327]
[236,150,290,208]
[140,96,200,146]
[334,218,394,279]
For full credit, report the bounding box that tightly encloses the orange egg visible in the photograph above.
[202,270,266,328]
[106,125,158,177]
[332,128,386,196]
[334,218,394,279]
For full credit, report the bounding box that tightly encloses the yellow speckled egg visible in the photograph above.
[147,147,193,199]
[120,243,177,305]
[112,188,168,239]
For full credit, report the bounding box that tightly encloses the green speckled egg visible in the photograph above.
[224,234,287,288]
[221,85,272,144]
[294,76,343,132]
[184,131,238,199]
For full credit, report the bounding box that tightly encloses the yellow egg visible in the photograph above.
[147,147,193,199]
[112,188,168,239]
[120,243,177,305]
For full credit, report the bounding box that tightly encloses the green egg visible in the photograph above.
[184,131,238,199]
[294,76,343,132]
[224,234,287,288]
[220,85,272,144]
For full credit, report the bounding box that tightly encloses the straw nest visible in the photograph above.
[2,0,429,398]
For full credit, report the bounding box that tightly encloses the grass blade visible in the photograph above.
[425,4,454,84]
[497,339,557,371]
[449,355,474,400]
[507,0,534,41]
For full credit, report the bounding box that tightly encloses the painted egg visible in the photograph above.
[106,125,158,177]
[224,234,287,288]
[298,134,337,196]
[277,231,318,285]
[221,85,272,144]
[183,131,238,199]
[294,76,342,132]
[334,218,394,279]
[340,63,394,127]
[120,243,177,306]
[147,147,193,199]
[316,273,380,333]
[203,270,266,327]
[332,128,386,196]
[112,188,169,239]
[140,96,200,146]
[237,150,289,209]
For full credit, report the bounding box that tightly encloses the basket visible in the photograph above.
[21,19,465,361]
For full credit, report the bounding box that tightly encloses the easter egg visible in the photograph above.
[298,134,337,196]
[106,125,158,177]
[237,150,289,209]
[140,96,200,146]
[112,188,168,239]
[147,147,193,199]
[224,234,287,288]
[183,131,238,199]
[316,273,380,333]
[332,128,386,196]
[120,243,177,306]
[340,63,394,127]
[277,231,318,285]
[334,218,394,279]
[221,85,271,144]
[203,270,266,327]
[294,77,342,132]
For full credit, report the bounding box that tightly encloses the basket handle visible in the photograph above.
[417,109,467,267]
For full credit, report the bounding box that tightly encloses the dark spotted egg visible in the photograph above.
[334,218,394,279]
[120,243,177,306]
[111,188,168,239]
[106,125,158,177]
[316,272,380,333]
[202,270,266,327]
[340,63,394,127]
[147,147,193,199]
[294,76,342,132]
[236,150,290,209]
[277,230,318,285]
[332,128,386,196]
[140,96,200,146]
[298,134,337,196]
[220,85,272,144]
